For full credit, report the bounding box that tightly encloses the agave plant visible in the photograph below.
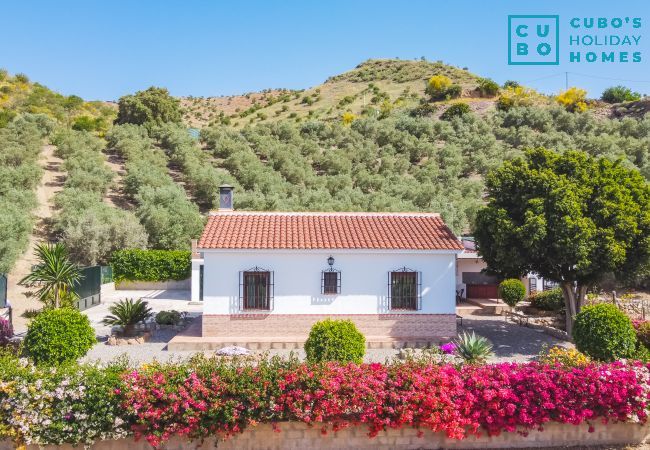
[102,298,153,336]
[454,331,494,364]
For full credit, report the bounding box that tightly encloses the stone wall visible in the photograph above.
[115,279,190,290]
[4,421,649,450]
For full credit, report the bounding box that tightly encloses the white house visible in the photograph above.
[455,237,556,300]
[455,237,500,299]
[189,186,463,348]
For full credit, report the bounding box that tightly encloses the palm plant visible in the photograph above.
[19,242,82,309]
[454,331,494,364]
[102,298,153,336]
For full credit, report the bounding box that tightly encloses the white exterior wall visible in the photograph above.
[455,256,488,293]
[191,258,203,302]
[198,249,458,315]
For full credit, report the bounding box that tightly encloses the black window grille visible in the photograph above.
[543,279,558,291]
[239,267,273,311]
[388,268,421,310]
[529,277,537,293]
[321,269,341,295]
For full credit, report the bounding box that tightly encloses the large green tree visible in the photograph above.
[474,148,650,335]
[115,86,182,127]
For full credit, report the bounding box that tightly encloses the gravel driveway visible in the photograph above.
[83,310,572,365]
[457,315,573,363]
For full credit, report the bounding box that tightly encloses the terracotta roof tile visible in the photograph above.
[198,212,463,251]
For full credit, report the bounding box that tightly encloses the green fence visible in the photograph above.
[0,274,6,308]
[74,266,101,311]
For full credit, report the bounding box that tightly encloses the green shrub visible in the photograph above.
[573,303,637,361]
[14,73,29,83]
[444,84,462,99]
[632,341,650,362]
[496,86,540,111]
[499,278,526,307]
[440,103,470,120]
[529,287,564,311]
[111,249,191,282]
[409,102,438,117]
[425,75,461,101]
[102,298,153,336]
[24,308,96,365]
[304,319,366,363]
[71,116,107,133]
[155,310,183,326]
[601,85,641,104]
[477,78,499,97]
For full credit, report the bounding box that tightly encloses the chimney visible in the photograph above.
[218,184,234,211]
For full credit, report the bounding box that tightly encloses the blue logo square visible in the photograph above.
[508,15,559,65]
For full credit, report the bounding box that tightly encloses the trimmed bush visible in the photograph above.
[111,249,191,282]
[304,319,365,363]
[24,308,96,365]
[573,303,636,361]
[499,278,526,307]
[529,287,564,311]
[440,103,470,121]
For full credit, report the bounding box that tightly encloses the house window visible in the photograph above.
[321,270,341,294]
[240,268,273,310]
[529,277,537,293]
[543,279,558,291]
[388,268,421,310]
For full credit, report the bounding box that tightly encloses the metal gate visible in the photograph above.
[0,274,6,308]
[74,266,101,311]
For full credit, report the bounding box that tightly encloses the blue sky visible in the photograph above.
[2,0,649,100]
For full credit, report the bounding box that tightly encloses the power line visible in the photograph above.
[519,72,565,83]
[567,72,650,84]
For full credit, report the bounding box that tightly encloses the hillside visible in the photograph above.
[0,69,115,129]
[1,59,649,277]
[181,59,484,128]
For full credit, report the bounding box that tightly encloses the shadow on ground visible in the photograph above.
[458,316,571,361]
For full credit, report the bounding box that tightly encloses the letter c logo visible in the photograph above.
[516,24,528,37]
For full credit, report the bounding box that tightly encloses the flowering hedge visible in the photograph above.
[1,353,649,448]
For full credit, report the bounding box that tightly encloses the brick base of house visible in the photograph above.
[168,314,457,351]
